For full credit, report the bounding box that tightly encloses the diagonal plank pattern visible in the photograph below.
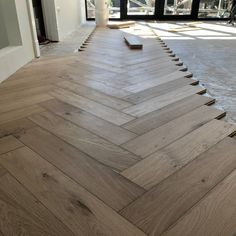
[0,22,236,236]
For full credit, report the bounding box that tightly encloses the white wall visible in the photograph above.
[0,0,35,82]
[55,0,86,40]
[0,7,9,49]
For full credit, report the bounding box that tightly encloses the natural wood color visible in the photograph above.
[0,105,45,125]
[121,119,236,190]
[41,99,137,145]
[107,21,135,29]
[0,165,75,236]
[122,105,225,157]
[0,136,24,155]
[0,147,147,236]
[17,126,144,211]
[163,165,236,236]
[0,118,36,139]
[121,137,236,236]
[29,111,140,171]
[123,94,215,134]
[50,87,135,125]
[57,80,132,110]
[123,85,206,117]
[124,35,143,49]
[0,24,235,235]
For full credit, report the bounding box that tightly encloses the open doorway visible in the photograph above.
[32,0,48,44]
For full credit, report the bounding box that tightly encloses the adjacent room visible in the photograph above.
[0,0,236,235]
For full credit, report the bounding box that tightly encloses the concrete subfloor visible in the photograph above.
[149,21,236,123]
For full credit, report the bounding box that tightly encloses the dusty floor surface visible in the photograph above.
[149,21,236,123]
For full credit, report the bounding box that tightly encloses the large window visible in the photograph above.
[164,0,193,15]
[85,0,232,19]
[198,0,231,18]
[127,0,155,15]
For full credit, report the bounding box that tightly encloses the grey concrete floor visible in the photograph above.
[149,21,236,123]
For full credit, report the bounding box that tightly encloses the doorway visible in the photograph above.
[32,0,47,44]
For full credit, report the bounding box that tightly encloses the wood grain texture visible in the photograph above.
[57,80,132,110]
[17,126,145,211]
[122,105,225,157]
[29,111,140,171]
[0,147,147,236]
[121,137,236,236]
[50,87,135,125]
[0,136,23,155]
[41,99,137,145]
[162,165,236,236]
[122,119,236,190]
[0,165,75,236]
[0,118,36,139]
[0,105,45,125]
[123,85,206,117]
[124,77,198,104]
[122,94,215,134]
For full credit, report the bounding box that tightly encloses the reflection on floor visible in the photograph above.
[148,21,236,123]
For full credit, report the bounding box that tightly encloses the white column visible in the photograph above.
[95,0,109,27]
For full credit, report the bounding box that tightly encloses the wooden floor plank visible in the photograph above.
[0,136,24,155]
[124,77,198,104]
[0,165,75,236]
[121,119,236,190]
[29,111,140,171]
[57,80,132,110]
[120,137,236,236]
[123,85,206,117]
[0,93,52,114]
[162,165,236,236]
[0,118,36,139]
[0,105,45,125]
[50,87,135,125]
[0,147,147,236]
[122,105,225,157]
[17,126,144,211]
[122,94,215,135]
[41,99,137,145]
[123,71,192,93]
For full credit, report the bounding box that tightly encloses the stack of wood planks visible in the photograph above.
[0,23,236,236]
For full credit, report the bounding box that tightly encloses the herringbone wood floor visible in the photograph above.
[0,23,236,236]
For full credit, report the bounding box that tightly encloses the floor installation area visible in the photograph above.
[0,22,236,235]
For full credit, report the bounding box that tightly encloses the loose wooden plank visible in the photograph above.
[120,137,236,236]
[0,147,147,236]
[122,94,215,135]
[0,165,75,236]
[123,85,206,117]
[122,105,225,157]
[162,166,236,236]
[50,87,135,125]
[124,36,143,49]
[0,136,24,155]
[121,119,236,190]
[29,111,140,171]
[41,99,137,145]
[124,77,198,104]
[0,105,45,125]
[17,126,144,211]
[57,81,132,110]
[124,71,193,93]
[0,118,36,139]
[107,21,135,29]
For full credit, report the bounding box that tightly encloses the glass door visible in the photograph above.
[127,0,156,16]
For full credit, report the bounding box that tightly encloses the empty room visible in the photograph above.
[0,0,236,235]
